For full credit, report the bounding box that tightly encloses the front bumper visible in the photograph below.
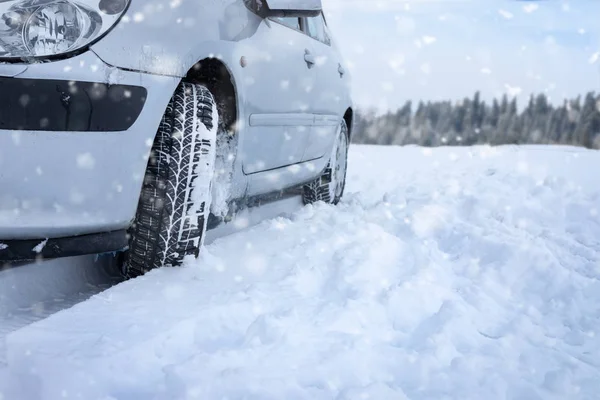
[0,51,181,241]
[0,230,128,261]
[0,76,147,132]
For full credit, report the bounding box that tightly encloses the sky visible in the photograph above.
[322,0,600,113]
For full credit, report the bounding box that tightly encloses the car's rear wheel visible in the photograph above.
[122,82,218,278]
[303,120,349,205]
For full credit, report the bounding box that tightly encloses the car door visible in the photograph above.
[239,16,317,174]
[302,12,348,161]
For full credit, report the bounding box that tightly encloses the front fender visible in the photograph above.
[91,0,260,78]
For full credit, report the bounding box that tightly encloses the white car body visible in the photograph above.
[0,0,353,259]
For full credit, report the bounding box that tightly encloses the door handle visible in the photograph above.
[304,50,315,68]
[338,64,345,77]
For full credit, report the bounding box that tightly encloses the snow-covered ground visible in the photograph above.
[1,144,600,400]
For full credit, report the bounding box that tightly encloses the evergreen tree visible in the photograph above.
[575,93,600,148]
[351,91,598,150]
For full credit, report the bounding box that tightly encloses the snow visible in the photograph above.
[187,95,218,230]
[211,131,238,218]
[523,3,539,13]
[2,144,600,399]
[76,153,96,170]
[498,9,514,20]
[32,239,48,254]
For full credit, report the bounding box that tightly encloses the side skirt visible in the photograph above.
[206,185,304,230]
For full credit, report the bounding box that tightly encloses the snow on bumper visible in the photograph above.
[0,52,180,240]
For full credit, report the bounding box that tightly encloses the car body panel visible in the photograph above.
[0,0,352,244]
[0,64,28,77]
[91,1,344,177]
[263,0,322,12]
[236,19,317,174]
[303,15,350,161]
[91,0,258,78]
[246,156,329,198]
[0,52,181,239]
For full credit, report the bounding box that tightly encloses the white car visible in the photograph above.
[0,0,353,276]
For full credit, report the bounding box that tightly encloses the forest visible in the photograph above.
[352,92,600,149]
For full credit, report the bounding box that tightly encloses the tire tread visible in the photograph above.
[124,83,216,278]
[302,120,349,206]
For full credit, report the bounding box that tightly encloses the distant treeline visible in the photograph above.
[353,92,600,149]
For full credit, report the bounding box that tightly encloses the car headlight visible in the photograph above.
[0,0,129,60]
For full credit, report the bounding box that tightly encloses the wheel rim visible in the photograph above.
[332,126,348,200]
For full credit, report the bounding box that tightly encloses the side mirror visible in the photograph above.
[248,0,322,18]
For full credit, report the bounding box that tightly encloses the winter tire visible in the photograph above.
[303,119,349,205]
[122,82,218,278]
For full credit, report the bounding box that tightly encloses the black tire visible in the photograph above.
[123,83,218,278]
[303,120,349,205]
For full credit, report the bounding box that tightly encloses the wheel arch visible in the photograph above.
[183,57,239,135]
[343,108,354,141]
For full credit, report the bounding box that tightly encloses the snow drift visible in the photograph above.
[1,144,600,400]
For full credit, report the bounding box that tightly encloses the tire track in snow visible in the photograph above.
[0,256,123,367]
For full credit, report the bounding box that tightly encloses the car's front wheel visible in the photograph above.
[303,119,349,205]
[122,82,218,278]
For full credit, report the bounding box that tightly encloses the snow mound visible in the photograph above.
[2,145,600,400]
